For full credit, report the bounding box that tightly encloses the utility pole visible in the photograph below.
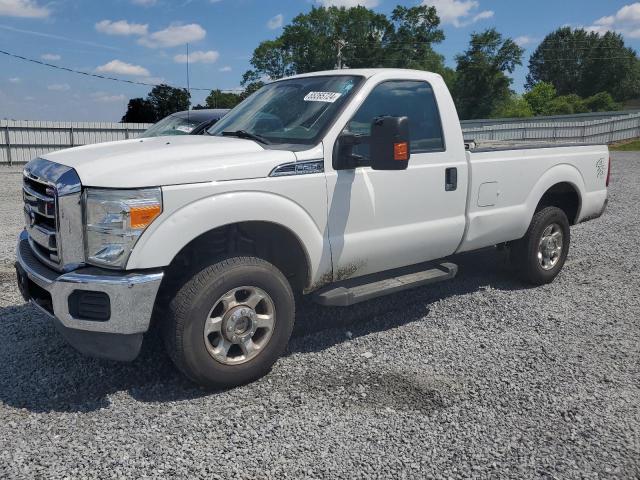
[335,39,346,69]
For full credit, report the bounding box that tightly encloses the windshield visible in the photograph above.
[208,75,363,145]
[141,114,201,138]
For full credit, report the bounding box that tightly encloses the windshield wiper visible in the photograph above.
[221,130,270,145]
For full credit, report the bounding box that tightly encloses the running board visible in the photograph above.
[313,262,457,307]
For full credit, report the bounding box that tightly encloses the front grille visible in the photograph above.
[23,171,61,268]
[22,158,84,272]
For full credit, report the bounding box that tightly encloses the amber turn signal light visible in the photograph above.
[394,142,409,161]
[130,204,162,229]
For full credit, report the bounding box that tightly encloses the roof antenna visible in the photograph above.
[186,43,191,121]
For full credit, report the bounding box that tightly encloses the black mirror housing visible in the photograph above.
[370,116,410,171]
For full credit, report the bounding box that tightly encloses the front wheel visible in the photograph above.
[511,206,571,286]
[162,256,295,389]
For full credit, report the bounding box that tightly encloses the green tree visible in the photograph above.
[583,92,620,112]
[121,98,156,123]
[491,94,533,118]
[453,28,523,120]
[561,94,588,114]
[523,82,557,116]
[523,82,621,117]
[384,5,446,71]
[205,89,242,109]
[546,96,573,115]
[147,84,191,120]
[527,27,640,101]
[241,4,449,89]
[240,71,266,99]
[245,39,294,81]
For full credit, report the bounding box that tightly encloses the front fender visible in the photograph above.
[126,188,329,286]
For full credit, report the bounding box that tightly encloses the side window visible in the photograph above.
[345,80,445,159]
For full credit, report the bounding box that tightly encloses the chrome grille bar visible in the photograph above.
[23,184,56,219]
[22,158,83,272]
[24,215,57,251]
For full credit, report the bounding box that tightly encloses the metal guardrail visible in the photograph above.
[1,110,639,165]
[460,109,640,128]
[0,120,151,165]
[461,111,640,145]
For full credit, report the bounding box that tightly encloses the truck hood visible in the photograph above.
[41,135,297,188]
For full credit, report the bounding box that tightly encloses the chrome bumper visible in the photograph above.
[15,231,164,361]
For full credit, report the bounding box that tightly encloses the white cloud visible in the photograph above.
[0,0,50,18]
[47,83,70,91]
[586,3,640,39]
[219,65,232,72]
[95,59,150,76]
[267,13,284,29]
[138,23,206,48]
[91,92,127,103]
[131,0,156,5]
[41,53,61,61]
[514,35,536,47]
[472,10,493,22]
[95,19,148,36]
[422,0,493,28]
[8,77,20,83]
[173,50,219,64]
[316,0,379,7]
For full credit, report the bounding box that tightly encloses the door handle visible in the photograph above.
[445,167,457,191]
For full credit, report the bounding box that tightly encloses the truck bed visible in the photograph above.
[457,142,609,253]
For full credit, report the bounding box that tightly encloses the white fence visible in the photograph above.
[2,111,640,165]
[459,109,640,128]
[461,111,640,144]
[0,120,151,165]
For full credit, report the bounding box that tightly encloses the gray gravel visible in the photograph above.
[0,166,23,265]
[0,153,639,479]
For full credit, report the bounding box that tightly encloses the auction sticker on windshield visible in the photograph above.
[304,91,342,103]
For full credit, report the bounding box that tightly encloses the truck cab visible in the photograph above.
[15,69,609,388]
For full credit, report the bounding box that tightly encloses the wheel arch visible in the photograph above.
[535,182,582,225]
[161,221,312,295]
[527,164,585,227]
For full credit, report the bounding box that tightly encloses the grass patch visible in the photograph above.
[610,139,640,151]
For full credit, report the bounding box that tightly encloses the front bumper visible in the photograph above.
[15,231,163,361]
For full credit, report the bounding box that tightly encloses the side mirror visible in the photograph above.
[370,116,410,171]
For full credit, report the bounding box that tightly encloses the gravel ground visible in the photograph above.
[0,154,638,479]
[0,166,23,265]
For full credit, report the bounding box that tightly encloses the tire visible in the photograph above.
[511,206,571,286]
[162,256,295,389]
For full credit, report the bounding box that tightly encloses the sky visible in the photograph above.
[1,0,639,121]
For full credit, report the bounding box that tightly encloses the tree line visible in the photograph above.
[122,5,640,123]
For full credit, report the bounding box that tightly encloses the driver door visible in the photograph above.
[324,79,467,280]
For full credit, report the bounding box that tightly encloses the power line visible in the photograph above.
[0,49,244,93]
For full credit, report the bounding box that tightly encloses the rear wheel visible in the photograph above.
[511,206,571,285]
[163,256,295,389]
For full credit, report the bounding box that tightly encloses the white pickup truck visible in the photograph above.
[16,69,609,388]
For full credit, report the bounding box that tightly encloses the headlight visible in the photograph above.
[84,188,162,268]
